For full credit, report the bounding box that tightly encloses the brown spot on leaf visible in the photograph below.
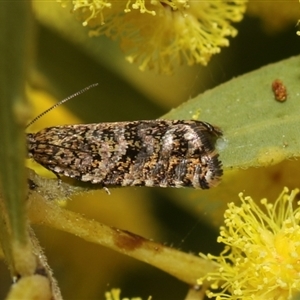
[113,228,146,251]
[272,79,287,102]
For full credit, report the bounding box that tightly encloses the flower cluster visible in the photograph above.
[61,0,247,73]
[199,187,300,299]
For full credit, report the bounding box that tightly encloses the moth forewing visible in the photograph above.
[27,120,223,189]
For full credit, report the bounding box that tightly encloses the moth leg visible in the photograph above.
[54,173,62,185]
[27,178,37,190]
[103,186,111,195]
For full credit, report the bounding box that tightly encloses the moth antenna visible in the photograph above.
[26,83,98,129]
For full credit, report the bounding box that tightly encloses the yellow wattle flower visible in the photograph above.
[60,0,247,73]
[198,187,300,300]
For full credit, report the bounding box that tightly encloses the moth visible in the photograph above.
[27,85,223,190]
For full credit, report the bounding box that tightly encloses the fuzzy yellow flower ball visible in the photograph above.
[199,187,300,300]
[61,0,247,73]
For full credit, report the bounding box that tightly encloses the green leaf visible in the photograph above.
[160,56,300,228]
[164,55,300,169]
[0,2,34,246]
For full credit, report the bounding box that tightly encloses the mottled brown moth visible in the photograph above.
[27,85,223,190]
